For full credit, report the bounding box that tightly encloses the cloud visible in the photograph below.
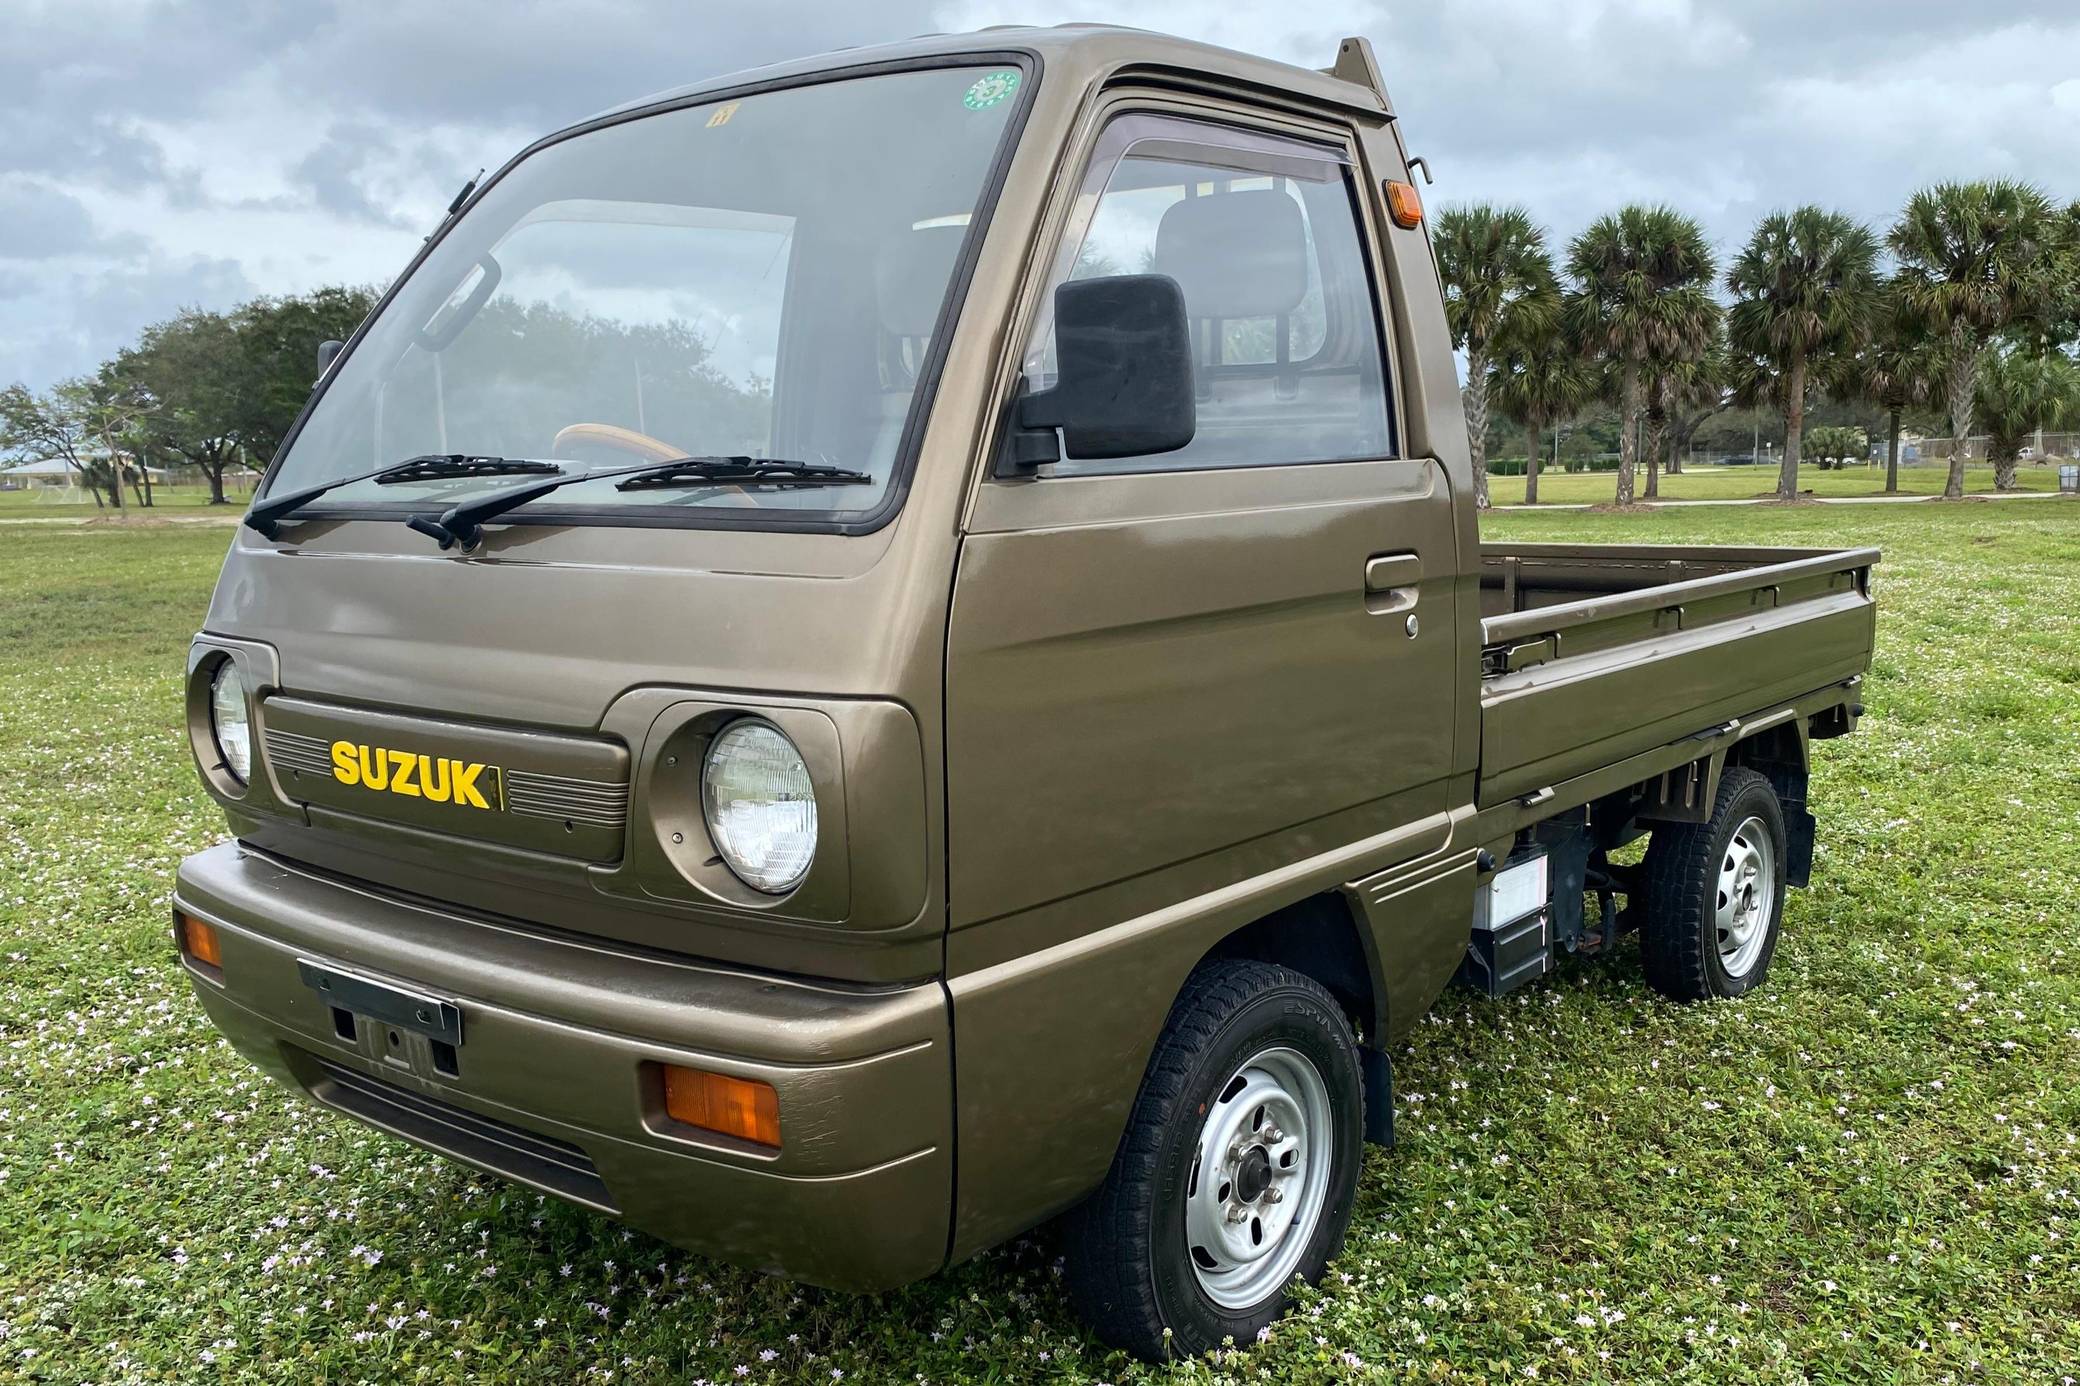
[0,181,131,261]
[1,0,944,388]
[289,124,428,229]
[0,253,255,390]
[5,1,2080,392]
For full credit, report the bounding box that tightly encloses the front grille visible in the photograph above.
[265,728,337,778]
[308,1056,616,1212]
[262,729,629,830]
[502,768,629,830]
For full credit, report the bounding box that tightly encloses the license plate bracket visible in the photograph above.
[297,959,463,1047]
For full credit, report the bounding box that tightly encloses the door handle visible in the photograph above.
[1364,552,1422,616]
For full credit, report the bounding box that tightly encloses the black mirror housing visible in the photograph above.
[1012,274,1195,467]
[316,339,345,376]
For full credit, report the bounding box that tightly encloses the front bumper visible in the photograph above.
[172,841,952,1292]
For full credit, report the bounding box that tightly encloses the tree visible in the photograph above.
[115,310,259,504]
[1726,206,1880,501]
[1975,346,2076,490]
[2008,198,2080,353]
[63,371,155,507]
[1436,205,1558,509]
[0,382,106,507]
[1839,280,1944,493]
[1662,349,1732,477]
[1890,179,2060,498]
[1640,334,1728,497]
[1488,313,1593,505]
[1565,205,1719,506]
[1643,368,1673,498]
[231,286,379,463]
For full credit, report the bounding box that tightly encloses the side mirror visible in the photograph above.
[316,339,345,377]
[1008,274,1195,470]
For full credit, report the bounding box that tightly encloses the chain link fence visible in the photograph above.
[1910,433,2080,462]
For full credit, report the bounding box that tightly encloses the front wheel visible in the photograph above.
[1060,959,1364,1361]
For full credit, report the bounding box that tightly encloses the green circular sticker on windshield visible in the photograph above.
[963,70,1020,110]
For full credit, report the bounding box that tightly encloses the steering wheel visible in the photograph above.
[549,423,757,505]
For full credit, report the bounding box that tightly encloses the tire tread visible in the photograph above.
[1060,959,1343,1360]
[1640,766,1778,1002]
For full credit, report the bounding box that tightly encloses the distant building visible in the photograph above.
[0,459,86,490]
[1,457,169,491]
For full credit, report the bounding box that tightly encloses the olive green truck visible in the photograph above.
[172,26,1876,1359]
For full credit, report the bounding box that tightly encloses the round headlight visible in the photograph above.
[209,661,252,784]
[701,720,817,894]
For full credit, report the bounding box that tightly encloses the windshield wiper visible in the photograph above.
[406,456,873,551]
[612,456,873,491]
[244,455,563,539]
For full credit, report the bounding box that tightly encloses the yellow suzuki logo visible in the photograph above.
[329,742,500,811]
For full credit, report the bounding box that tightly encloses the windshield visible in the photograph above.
[266,63,1025,526]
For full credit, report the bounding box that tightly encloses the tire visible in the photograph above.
[1640,766,1789,1001]
[1060,959,1364,1362]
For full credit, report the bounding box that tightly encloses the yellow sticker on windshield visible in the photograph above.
[706,102,740,128]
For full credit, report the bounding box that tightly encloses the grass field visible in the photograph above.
[1488,461,2064,505]
[3,503,2077,1383]
[0,485,254,519]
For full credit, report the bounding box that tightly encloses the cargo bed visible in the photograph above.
[1476,544,1879,807]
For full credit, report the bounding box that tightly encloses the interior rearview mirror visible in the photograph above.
[417,254,502,353]
[1007,274,1195,470]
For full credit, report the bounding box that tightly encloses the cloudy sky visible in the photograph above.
[6,0,2079,393]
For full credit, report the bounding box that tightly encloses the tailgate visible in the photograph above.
[1477,545,1878,806]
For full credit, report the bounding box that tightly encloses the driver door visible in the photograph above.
[944,110,1459,934]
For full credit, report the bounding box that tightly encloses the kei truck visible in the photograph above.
[172,25,1877,1359]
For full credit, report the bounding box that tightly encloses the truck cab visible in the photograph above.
[173,27,1874,1361]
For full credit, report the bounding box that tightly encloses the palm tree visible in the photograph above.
[2006,197,2080,352]
[1839,280,1944,493]
[1890,179,2060,498]
[1436,205,1559,509]
[1975,347,2077,489]
[1565,206,1718,506]
[1726,206,1880,501]
[1487,315,1593,505]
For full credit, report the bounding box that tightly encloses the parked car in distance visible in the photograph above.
[172,25,1879,1362]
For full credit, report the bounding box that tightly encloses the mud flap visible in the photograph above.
[1360,1046,1395,1147]
[1786,805,1816,888]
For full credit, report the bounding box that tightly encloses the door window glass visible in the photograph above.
[1021,118,1394,474]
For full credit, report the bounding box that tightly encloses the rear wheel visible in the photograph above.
[1640,766,1788,1001]
[1060,959,1364,1361]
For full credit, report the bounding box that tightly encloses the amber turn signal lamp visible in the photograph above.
[1384,178,1423,228]
[662,1065,780,1148]
[177,910,222,968]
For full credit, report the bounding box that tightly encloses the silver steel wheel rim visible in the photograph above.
[1183,1045,1334,1310]
[1717,814,1776,976]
